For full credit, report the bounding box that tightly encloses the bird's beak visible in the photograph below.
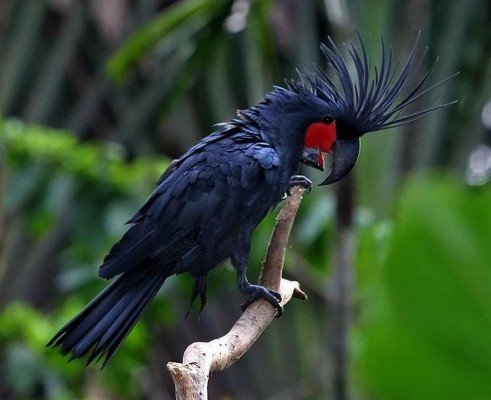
[301,147,325,171]
[319,138,360,185]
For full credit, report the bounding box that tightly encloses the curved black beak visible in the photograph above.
[319,138,360,185]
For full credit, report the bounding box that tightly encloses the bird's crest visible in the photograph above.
[287,32,458,138]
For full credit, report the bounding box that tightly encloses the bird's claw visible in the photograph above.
[286,175,313,196]
[240,285,284,317]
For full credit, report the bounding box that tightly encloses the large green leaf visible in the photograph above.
[355,176,491,400]
[107,0,227,82]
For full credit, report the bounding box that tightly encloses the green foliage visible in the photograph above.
[107,0,229,82]
[355,176,491,400]
[4,119,168,193]
[0,300,151,399]
[1,119,175,398]
[0,302,83,398]
[1,0,490,398]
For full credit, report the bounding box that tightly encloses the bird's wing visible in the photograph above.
[99,136,281,280]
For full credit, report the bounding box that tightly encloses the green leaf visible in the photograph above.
[355,176,491,400]
[107,0,222,82]
[4,119,168,193]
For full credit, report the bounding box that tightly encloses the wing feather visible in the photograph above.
[99,135,281,279]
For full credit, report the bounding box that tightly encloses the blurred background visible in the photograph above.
[1,0,491,399]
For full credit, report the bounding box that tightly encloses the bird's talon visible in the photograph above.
[287,175,313,194]
[270,290,282,301]
[274,305,284,318]
[239,284,284,316]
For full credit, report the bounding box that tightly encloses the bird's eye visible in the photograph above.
[323,116,334,124]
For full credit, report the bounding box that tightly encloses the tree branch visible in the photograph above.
[167,186,308,399]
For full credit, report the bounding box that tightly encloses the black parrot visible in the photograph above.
[48,34,454,365]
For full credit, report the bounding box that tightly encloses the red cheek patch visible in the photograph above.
[304,121,337,153]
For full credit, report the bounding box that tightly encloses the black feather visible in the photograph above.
[47,265,167,367]
[288,32,458,137]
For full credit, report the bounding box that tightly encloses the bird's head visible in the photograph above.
[290,32,456,185]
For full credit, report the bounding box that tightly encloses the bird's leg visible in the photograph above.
[232,237,284,317]
[285,175,312,197]
[237,273,283,317]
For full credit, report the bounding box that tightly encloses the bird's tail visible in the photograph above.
[47,266,166,366]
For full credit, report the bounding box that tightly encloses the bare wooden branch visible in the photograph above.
[167,186,308,399]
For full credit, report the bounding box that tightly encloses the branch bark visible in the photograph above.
[167,186,308,400]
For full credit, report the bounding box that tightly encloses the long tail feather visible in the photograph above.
[47,266,166,366]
